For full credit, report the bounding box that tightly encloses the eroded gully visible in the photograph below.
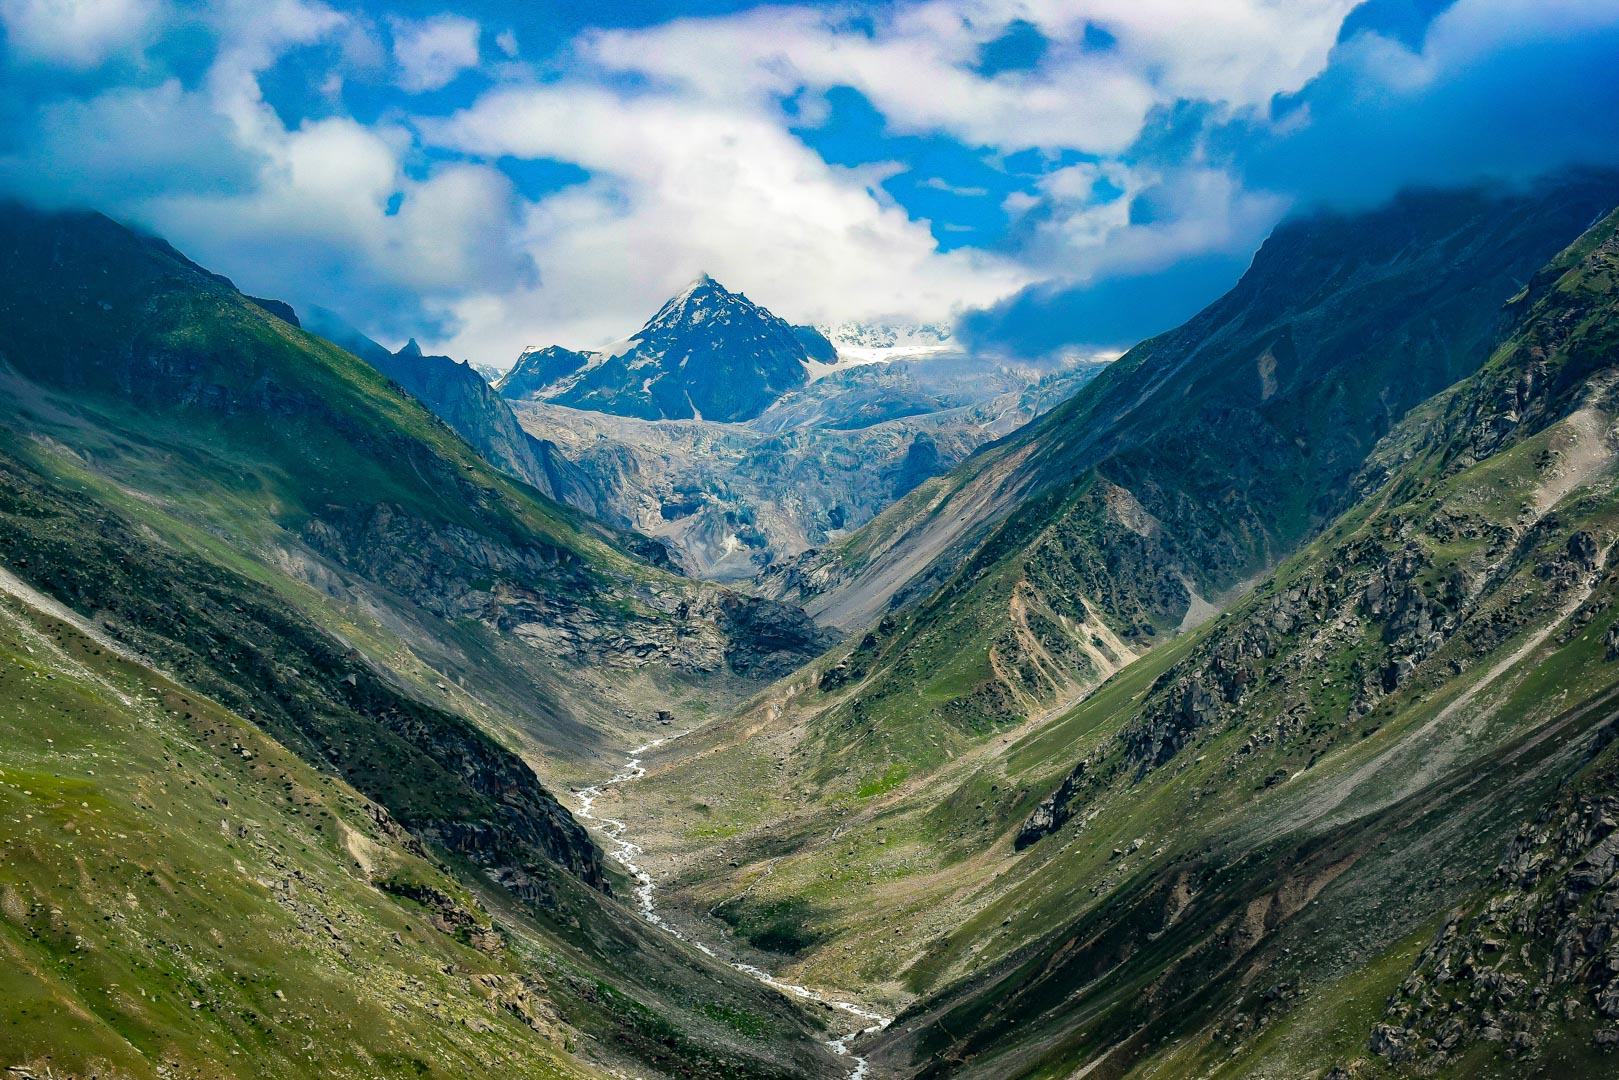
[574,732,891,1079]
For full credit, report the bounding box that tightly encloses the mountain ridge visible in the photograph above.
[299,306,625,544]
[764,174,1619,635]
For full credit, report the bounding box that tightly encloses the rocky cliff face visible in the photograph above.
[301,308,603,512]
[482,279,1097,579]
[498,344,593,400]
[1364,738,1619,1069]
[299,500,832,674]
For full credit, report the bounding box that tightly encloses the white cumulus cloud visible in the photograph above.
[422,84,1033,358]
[390,12,480,93]
[0,0,158,67]
[583,0,1360,154]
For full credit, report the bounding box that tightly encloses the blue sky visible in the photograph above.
[2,0,1617,366]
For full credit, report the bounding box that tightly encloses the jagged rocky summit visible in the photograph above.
[495,274,836,422]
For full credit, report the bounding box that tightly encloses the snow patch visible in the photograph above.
[811,322,958,373]
[602,335,643,359]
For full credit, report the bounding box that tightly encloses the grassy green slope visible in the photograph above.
[0,580,594,1079]
[0,208,604,557]
[860,201,1619,1078]
[0,428,610,887]
[0,205,843,1078]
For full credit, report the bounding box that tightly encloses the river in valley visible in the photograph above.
[574,733,891,1079]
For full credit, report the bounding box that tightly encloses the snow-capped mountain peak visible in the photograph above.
[496,276,825,422]
[814,321,957,365]
[643,274,756,336]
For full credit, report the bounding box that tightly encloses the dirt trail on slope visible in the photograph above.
[1259,405,1617,844]
[1532,402,1616,516]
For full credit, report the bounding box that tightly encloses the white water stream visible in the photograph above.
[574,733,891,1078]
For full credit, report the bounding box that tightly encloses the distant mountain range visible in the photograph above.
[507,357,1102,580]
[297,286,1088,579]
[495,275,837,422]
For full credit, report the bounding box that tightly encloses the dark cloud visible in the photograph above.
[958,252,1248,356]
[1246,16,1619,210]
[962,2,1619,358]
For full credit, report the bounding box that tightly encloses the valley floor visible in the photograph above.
[568,731,895,1078]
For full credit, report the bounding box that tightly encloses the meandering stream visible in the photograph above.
[574,733,891,1079]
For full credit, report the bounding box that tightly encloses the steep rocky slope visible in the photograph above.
[859,191,1619,1080]
[299,309,608,523]
[496,275,832,422]
[756,173,1619,776]
[0,204,842,1078]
